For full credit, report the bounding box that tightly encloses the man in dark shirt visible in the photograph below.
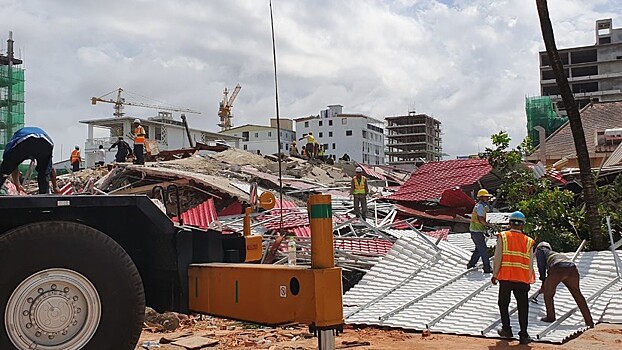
[536,242,594,327]
[109,137,133,163]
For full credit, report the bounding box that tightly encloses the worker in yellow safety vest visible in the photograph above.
[299,132,315,158]
[467,189,493,273]
[491,211,535,345]
[350,166,368,220]
[289,141,299,156]
[132,119,146,165]
[70,145,81,172]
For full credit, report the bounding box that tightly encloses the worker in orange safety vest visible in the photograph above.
[70,145,81,172]
[132,119,146,165]
[491,211,535,345]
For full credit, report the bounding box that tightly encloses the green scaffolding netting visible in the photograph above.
[0,66,25,159]
[525,96,567,148]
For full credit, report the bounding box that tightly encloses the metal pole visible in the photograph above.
[7,32,14,136]
[607,216,622,278]
[318,330,335,350]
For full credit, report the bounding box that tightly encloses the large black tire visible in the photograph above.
[0,221,145,350]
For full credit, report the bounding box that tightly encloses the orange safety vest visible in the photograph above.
[497,230,535,284]
[353,176,366,195]
[134,126,146,144]
[70,150,80,164]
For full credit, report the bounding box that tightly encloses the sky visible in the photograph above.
[1,0,621,160]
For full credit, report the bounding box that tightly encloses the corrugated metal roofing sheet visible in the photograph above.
[344,234,622,343]
[358,164,387,181]
[172,198,218,230]
[386,159,492,202]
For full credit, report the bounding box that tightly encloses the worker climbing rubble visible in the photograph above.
[299,131,315,158]
[0,126,59,194]
[351,166,368,220]
[536,241,594,327]
[289,140,299,156]
[109,136,133,163]
[132,118,146,165]
[492,211,535,345]
[467,189,493,273]
[70,145,81,172]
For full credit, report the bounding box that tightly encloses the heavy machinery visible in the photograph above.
[91,88,201,118]
[217,84,241,131]
[0,192,343,350]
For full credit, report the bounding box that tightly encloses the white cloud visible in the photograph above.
[0,0,619,160]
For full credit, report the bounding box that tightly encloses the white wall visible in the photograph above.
[296,116,385,164]
[224,128,296,155]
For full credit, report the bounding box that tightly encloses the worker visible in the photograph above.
[317,144,325,161]
[299,132,315,158]
[132,119,146,165]
[467,189,493,273]
[289,141,299,156]
[341,153,350,162]
[536,241,594,327]
[326,154,334,165]
[70,145,81,172]
[94,145,106,167]
[350,166,368,220]
[0,126,59,194]
[109,136,133,163]
[491,211,535,345]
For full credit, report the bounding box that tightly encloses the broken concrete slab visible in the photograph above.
[171,335,219,349]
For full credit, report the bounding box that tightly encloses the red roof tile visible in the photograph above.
[386,159,491,202]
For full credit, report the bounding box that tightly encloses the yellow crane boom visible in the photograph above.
[91,88,201,117]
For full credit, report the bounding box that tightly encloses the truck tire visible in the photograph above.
[0,221,145,350]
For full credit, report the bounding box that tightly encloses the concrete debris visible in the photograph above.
[171,336,218,349]
[145,307,181,332]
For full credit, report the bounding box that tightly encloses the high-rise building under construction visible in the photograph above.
[0,32,25,160]
[385,111,442,166]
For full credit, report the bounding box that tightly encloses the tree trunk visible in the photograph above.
[535,0,604,249]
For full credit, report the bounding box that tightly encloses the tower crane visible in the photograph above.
[218,84,241,131]
[91,88,201,117]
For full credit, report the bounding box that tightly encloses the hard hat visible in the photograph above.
[355,167,363,173]
[537,241,552,250]
[509,211,526,223]
[477,189,492,197]
[75,145,80,149]
[308,131,313,135]
[292,141,296,144]
[133,118,140,123]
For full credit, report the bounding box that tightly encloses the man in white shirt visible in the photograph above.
[94,145,105,167]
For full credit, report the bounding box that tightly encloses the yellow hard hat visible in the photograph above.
[292,141,296,144]
[477,189,492,197]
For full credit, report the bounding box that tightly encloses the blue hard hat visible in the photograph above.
[509,211,526,222]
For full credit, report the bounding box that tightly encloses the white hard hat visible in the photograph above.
[537,241,552,250]
[133,118,140,123]
[355,167,363,172]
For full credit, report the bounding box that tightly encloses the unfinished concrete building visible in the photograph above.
[385,111,442,166]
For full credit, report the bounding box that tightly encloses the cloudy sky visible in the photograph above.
[1,0,620,160]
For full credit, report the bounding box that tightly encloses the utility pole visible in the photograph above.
[7,31,13,135]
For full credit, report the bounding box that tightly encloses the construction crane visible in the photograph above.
[91,88,201,117]
[218,84,241,131]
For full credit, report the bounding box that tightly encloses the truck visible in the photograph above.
[0,193,343,350]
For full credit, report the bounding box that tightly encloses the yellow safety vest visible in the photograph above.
[134,126,146,144]
[497,230,535,284]
[306,135,315,143]
[353,176,366,195]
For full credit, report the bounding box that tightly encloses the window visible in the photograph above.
[341,118,347,125]
[346,130,352,136]
[323,143,329,151]
[254,132,259,138]
[242,131,249,141]
[268,131,272,137]
[362,130,367,139]
[285,143,289,150]
[243,144,248,150]
[572,82,598,93]
[572,66,598,77]
[571,49,597,64]
[319,132,323,138]
[304,121,309,127]
[329,131,333,137]
[332,143,336,150]
[319,121,323,126]
[154,125,163,141]
[329,120,333,126]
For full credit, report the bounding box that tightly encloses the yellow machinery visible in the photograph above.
[188,194,343,349]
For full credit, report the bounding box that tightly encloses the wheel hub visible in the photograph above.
[5,268,101,350]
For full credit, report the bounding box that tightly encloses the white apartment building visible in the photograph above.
[295,105,385,165]
[218,118,296,155]
[540,18,622,114]
[80,112,240,167]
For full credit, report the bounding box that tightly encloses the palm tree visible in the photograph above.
[535,0,604,249]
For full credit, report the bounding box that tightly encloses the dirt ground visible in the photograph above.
[137,317,622,350]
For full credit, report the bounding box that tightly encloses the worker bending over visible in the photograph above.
[492,211,535,345]
[536,242,594,327]
[109,136,133,163]
[350,167,368,220]
[132,119,146,165]
[0,126,59,194]
[299,132,315,158]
